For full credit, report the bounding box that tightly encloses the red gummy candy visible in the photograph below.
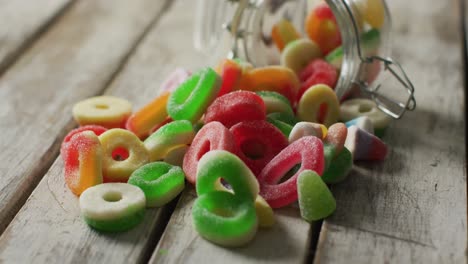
[258,136,325,208]
[203,90,266,128]
[230,121,288,176]
[217,59,243,97]
[298,59,337,100]
[61,125,107,158]
[325,122,348,156]
[183,122,238,185]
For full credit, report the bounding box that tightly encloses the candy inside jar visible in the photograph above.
[194,0,415,119]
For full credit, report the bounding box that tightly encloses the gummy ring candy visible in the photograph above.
[266,114,294,138]
[325,122,348,156]
[345,116,374,134]
[339,98,391,132]
[297,170,336,222]
[204,91,266,128]
[192,191,257,247]
[63,131,103,196]
[257,91,294,116]
[197,151,259,201]
[128,162,185,207]
[79,183,145,232]
[183,122,237,185]
[144,120,195,161]
[297,59,338,100]
[289,122,325,143]
[167,67,221,123]
[216,59,243,97]
[72,96,132,129]
[240,66,300,104]
[125,92,170,139]
[148,116,173,135]
[305,2,342,55]
[280,39,322,74]
[345,125,387,161]
[230,121,288,176]
[321,147,353,184]
[163,145,189,167]
[271,19,301,51]
[297,84,340,127]
[355,0,385,29]
[160,68,191,93]
[99,129,150,182]
[258,136,325,208]
[61,125,107,157]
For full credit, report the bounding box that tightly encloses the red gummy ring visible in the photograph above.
[258,136,325,208]
[183,122,238,185]
[204,90,266,128]
[230,121,288,176]
[298,59,337,100]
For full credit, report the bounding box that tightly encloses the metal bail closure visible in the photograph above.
[356,56,416,119]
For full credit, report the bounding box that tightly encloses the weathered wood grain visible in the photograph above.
[0,0,169,235]
[0,0,74,73]
[315,0,467,263]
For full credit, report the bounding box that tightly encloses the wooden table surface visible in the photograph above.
[0,0,465,263]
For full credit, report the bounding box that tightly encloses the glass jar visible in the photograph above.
[194,0,416,118]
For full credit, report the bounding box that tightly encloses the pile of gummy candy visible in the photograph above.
[61,2,390,247]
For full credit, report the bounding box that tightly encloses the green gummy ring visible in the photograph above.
[83,209,145,233]
[192,191,258,247]
[196,150,259,202]
[321,147,353,184]
[167,67,221,123]
[267,116,293,137]
[128,162,185,207]
[267,112,297,126]
[256,91,294,116]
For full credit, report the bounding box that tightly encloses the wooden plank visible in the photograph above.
[0,0,73,73]
[0,0,169,234]
[315,0,467,263]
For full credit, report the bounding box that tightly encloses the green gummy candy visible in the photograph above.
[192,191,257,247]
[167,67,221,123]
[267,116,293,137]
[321,147,353,184]
[297,170,336,222]
[128,162,185,207]
[256,91,294,116]
[83,208,145,233]
[323,143,336,170]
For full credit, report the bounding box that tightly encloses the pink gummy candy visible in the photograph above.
[183,121,238,185]
[345,126,387,161]
[61,125,107,159]
[230,120,288,176]
[203,90,266,128]
[258,136,325,208]
[160,68,192,93]
[325,123,347,156]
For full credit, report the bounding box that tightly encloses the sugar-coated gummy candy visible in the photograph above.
[79,183,145,232]
[160,68,191,93]
[258,136,325,208]
[167,67,221,123]
[289,122,325,143]
[271,19,301,51]
[267,115,294,138]
[144,120,195,161]
[340,98,391,132]
[305,2,342,55]
[216,59,243,97]
[281,39,322,74]
[163,145,189,167]
[192,191,257,247]
[254,195,275,228]
[325,123,348,156]
[63,131,103,196]
[99,129,150,182]
[355,0,385,29]
[298,59,337,100]
[239,66,300,104]
[183,122,237,185]
[196,150,259,201]
[230,121,288,176]
[204,90,266,128]
[125,92,170,139]
[61,125,108,157]
[321,147,353,184]
[128,162,185,207]
[345,126,387,161]
[257,91,294,116]
[297,170,336,222]
[345,116,374,134]
[297,84,340,127]
[72,96,132,129]
[149,116,173,135]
